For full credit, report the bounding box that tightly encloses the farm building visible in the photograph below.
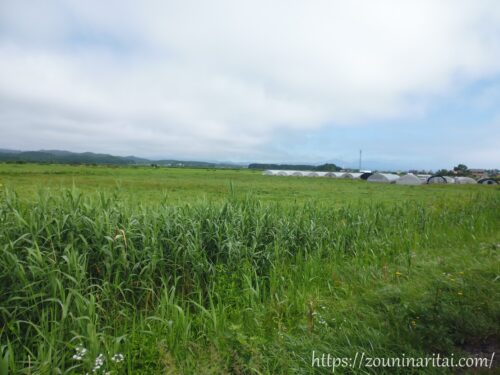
[342,172,363,179]
[454,177,477,184]
[360,172,373,180]
[396,173,422,185]
[367,173,400,183]
[478,178,498,185]
[469,169,487,178]
[427,176,455,184]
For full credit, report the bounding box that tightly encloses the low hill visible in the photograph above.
[0,149,240,168]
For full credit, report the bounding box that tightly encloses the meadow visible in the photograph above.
[0,163,493,205]
[0,164,499,374]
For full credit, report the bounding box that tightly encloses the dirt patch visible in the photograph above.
[456,335,498,374]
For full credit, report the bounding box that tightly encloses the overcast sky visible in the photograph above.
[1,1,499,169]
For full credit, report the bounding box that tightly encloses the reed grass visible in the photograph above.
[0,187,499,373]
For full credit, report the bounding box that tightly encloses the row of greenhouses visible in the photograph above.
[262,170,354,178]
[262,170,497,185]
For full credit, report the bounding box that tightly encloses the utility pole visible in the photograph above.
[359,149,362,171]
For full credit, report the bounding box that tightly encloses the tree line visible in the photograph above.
[248,163,341,171]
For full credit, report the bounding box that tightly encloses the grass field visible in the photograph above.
[0,164,499,374]
[0,164,495,205]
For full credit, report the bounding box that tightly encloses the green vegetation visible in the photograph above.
[0,164,499,374]
[0,164,494,206]
[0,150,136,165]
[0,149,238,168]
[435,163,498,179]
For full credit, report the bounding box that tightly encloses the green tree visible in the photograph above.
[435,169,451,176]
[453,164,469,176]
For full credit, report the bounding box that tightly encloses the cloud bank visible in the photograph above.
[1,0,500,165]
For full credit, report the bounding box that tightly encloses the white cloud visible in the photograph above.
[0,0,500,162]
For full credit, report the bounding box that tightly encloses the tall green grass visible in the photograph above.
[0,188,499,373]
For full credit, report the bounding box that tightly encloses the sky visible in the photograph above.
[1,0,499,170]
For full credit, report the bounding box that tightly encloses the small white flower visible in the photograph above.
[111,353,124,363]
[92,353,105,372]
[73,346,88,361]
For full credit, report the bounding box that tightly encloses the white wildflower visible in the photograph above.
[72,346,87,361]
[92,353,105,372]
[111,353,125,363]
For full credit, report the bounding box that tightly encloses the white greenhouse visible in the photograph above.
[304,171,320,177]
[427,176,455,184]
[342,172,363,179]
[396,173,423,185]
[478,178,498,185]
[417,174,432,182]
[454,177,477,184]
[325,172,346,178]
[367,173,400,183]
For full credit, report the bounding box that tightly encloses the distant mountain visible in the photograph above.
[122,155,151,164]
[0,148,21,154]
[0,150,134,165]
[0,149,244,168]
